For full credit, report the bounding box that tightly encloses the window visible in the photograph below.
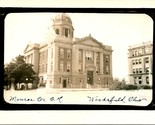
[96,52,100,62]
[145,67,149,73]
[133,69,135,74]
[132,60,135,65]
[135,51,138,56]
[79,50,83,61]
[139,59,142,64]
[86,51,93,61]
[139,76,142,84]
[134,77,137,84]
[43,51,45,60]
[64,28,69,37]
[42,64,44,73]
[105,66,109,74]
[145,57,149,63]
[59,77,61,84]
[55,29,59,35]
[67,50,71,59]
[138,50,142,55]
[132,51,135,56]
[46,63,47,72]
[105,56,109,63]
[136,68,139,73]
[51,48,53,58]
[51,62,53,72]
[67,62,71,72]
[96,66,99,74]
[136,60,138,64]
[145,48,149,54]
[60,48,64,58]
[60,61,64,72]
[139,68,142,73]
[79,64,82,72]
[146,76,149,84]
[39,53,42,63]
[68,78,70,84]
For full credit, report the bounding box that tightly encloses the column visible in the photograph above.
[100,52,103,74]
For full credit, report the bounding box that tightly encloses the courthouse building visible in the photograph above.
[128,42,153,86]
[24,13,113,88]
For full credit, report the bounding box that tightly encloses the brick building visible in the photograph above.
[24,13,113,88]
[128,42,153,86]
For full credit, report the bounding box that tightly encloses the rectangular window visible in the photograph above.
[60,61,64,72]
[145,67,149,73]
[67,62,71,72]
[145,57,149,63]
[65,28,69,37]
[42,64,44,73]
[43,51,45,60]
[132,60,135,65]
[136,60,138,64]
[96,66,100,74]
[86,51,93,61]
[79,49,83,62]
[51,62,53,72]
[96,52,100,62]
[67,49,71,59]
[132,51,135,56]
[139,59,142,64]
[46,63,47,72]
[79,63,83,72]
[60,48,64,58]
[59,77,61,84]
[146,76,149,84]
[136,68,139,73]
[133,69,135,74]
[51,48,53,58]
[105,55,109,64]
[134,77,137,84]
[139,68,142,73]
[135,51,138,56]
[105,66,109,75]
[139,76,142,84]
[145,48,149,54]
[68,78,70,84]
[138,50,142,55]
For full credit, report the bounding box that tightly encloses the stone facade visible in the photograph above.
[128,42,153,86]
[24,13,113,89]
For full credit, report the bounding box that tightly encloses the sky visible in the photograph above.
[4,13,153,81]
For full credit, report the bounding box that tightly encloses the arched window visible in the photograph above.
[55,29,59,35]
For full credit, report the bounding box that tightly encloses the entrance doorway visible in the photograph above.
[87,71,93,85]
[63,79,67,88]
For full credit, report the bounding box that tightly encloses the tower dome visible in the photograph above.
[53,13,72,26]
[52,13,74,38]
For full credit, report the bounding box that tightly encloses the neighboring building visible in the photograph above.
[128,42,153,86]
[24,13,113,88]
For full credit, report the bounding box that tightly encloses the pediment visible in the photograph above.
[24,44,34,53]
[74,36,103,48]
[82,39,101,47]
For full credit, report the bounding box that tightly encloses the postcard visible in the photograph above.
[4,12,153,106]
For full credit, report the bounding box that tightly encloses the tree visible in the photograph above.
[4,55,36,90]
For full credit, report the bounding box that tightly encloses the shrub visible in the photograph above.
[123,84,139,90]
[139,85,152,89]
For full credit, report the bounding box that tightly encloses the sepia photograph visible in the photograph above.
[4,12,153,106]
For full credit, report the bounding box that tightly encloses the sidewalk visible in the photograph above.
[36,88,109,93]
